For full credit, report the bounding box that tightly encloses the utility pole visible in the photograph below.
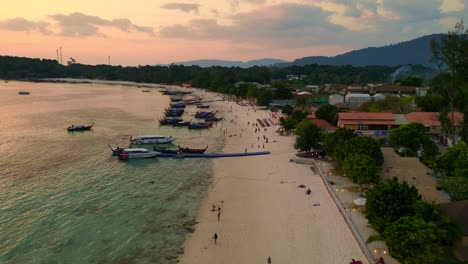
[56,49,59,62]
[60,47,63,65]
[108,56,111,66]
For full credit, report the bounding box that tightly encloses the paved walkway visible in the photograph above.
[381,147,450,204]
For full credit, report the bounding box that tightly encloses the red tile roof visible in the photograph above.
[405,112,440,126]
[337,112,395,125]
[338,112,395,121]
[309,118,337,131]
[405,112,464,127]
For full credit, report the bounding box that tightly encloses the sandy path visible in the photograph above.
[179,91,366,264]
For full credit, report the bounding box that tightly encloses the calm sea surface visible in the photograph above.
[0,81,222,264]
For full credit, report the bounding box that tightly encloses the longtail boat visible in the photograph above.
[67,123,93,132]
[178,146,208,154]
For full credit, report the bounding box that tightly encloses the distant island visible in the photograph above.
[171,58,289,68]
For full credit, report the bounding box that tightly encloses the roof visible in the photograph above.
[338,112,395,121]
[309,118,337,131]
[340,120,395,125]
[443,200,468,235]
[405,112,440,126]
[338,112,396,125]
[375,85,417,93]
[297,91,312,95]
[307,113,316,119]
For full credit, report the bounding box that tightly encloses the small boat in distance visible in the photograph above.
[119,148,160,160]
[68,123,93,132]
[153,147,179,154]
[18,91,30,95]
[178,146,208,154]
[130,135,175,144]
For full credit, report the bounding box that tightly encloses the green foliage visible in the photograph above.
[414,201,464,244]
[281,104,294,115]
[439,176,468,201]
[365,177,421,233]
[416,94,446,112]
[335,136,384,166]
[294,120,325,153]
[278,109,309,131]
[431,20,468,143]
[388,123,439,159]
[322,128,357,156]
[315,104,339,125]
[384,216,444,264]
[370,95,415,114]
[435,142,468,177]
[256,90,273,106]
[342,154,380,186]
[396,76,424,87]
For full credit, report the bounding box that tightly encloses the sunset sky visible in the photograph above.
[0,0,466,66]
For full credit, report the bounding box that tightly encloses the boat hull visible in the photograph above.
[157,151,270,158]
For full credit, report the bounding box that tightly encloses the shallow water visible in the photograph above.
[0,81,221,263]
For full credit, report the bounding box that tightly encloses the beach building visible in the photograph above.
[405,112,442,135]
[345,93,371,108]
[337,112,395,136]
[443,200,468,262]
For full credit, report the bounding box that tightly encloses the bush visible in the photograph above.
[439,177,468,201]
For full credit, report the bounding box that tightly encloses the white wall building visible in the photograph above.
[345,93,371,108]
[329,94,345,105]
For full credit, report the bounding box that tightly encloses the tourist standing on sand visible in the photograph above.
[267,256,271,263]
[212,233,218,244]
[217,210,221,221]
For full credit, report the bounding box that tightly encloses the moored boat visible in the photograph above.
[195,111,215,118]
[204,116,223,122]
[119,148,160,160]
[67,123,94,132]
[172,121,190,127]
[188,122,213,129]
[130,135,175,144]
[169,103,186,108]
[153,147,179,154]
[196,104,210,109]
[18,91,30,95]
[178,146,208,154]
[159,117,183,125]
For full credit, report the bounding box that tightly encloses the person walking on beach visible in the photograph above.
[217,210,221,221]
[212,233,218,244]
[267,256,272,263]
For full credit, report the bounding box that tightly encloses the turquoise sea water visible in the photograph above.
[0,81,222,263]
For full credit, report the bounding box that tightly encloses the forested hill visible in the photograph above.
[0,55,398,85]
[282,34,443,67]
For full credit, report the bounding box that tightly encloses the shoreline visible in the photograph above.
[179,89,367,263]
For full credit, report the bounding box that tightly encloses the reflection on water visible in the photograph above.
[0,81,221,263]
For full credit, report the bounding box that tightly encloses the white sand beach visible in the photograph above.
[179,91,366,263]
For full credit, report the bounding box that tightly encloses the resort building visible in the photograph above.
[326,83,348,94]
[336,112,396,136]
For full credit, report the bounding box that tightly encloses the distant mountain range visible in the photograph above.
[171,34,443,68]
[172,58,289,68]
[279,34,443,67]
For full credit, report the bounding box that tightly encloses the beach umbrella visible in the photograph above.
[353,197,367,206]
